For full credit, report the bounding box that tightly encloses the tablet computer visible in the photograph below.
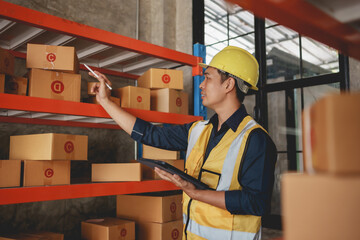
[137,158,213,190]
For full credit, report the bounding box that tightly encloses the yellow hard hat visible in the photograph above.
[199,46,259,92]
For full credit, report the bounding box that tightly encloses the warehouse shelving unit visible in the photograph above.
[0,1,203,205]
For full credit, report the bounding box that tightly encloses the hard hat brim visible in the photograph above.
[198,62,258,91]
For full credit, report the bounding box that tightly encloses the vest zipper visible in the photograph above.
[184,198,193,239]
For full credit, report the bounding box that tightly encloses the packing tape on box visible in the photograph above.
[50,71,65,100]
[64,135,76,160]
[44,45,58,69]
[43,161,54,185]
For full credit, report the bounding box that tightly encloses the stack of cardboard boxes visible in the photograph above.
[282,93,360,240]
[117,193,183,240]
[26,43,81,102]
[0,47,27,96]
[6,133,88,187]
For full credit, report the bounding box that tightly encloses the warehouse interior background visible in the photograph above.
[0,0,360,239]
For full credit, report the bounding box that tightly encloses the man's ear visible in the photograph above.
[225,77,236,93]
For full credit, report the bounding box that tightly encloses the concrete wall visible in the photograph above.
[1,0,192,239]
[350,57,360,91]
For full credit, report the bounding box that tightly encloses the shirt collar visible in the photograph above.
[207,104,249,132]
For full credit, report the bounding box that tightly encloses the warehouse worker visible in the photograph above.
[90,46,277,240]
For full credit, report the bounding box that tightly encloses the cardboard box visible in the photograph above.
[26,43,79,73]
[117,193,182,223]
[23,160,70,187]
[142,145,179,160]
[0,73,4,93]
[87,82,97,96]
[0,232,63,240]
[112,86,150,110]
[138,159,184,180]
[282,173,360,240]
[28,69,81,102]
[89,96,120,106]
[303,93,360,174]
[81,218,135,240]
[0,47,14,75]
[0,160,21,187]
[151,89,188,115]
[4,75,28,95]
[137,68,183,90]
[92,163,142,182]
[137,220,182,240]
[10,133,88,161]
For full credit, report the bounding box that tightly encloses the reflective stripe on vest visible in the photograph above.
[217,119,256,191]
[186,120,209,160]
[183,213,261,240]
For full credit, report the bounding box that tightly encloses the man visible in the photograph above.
[90,46,277,240]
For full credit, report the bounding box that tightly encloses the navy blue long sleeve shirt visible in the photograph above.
[131,104,277,216]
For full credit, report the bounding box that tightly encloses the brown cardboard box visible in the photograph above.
[28,69,81,102]
[23,160,70,187]
[26,43,79,73]
[81,218,135,240]
[151,88,188,115]
[142,145,179,160]
[0,73,4,93]
[137,220,182,240]
[10,133,88,161]
[88,82,97,96]
[0,47,14,75]
[282,173,360,240]
[117,193,182,223]
[92,163,142,182]
[112,86,150,110]
[137,68,183,90]
[89,96,120,106]
[0,160,21,187]
[0,232,63,240]
[140,159,184,180]
[302,93,360,174]
[5,76,28,95]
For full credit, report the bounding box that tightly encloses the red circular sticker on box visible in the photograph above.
[176,97,182,107]
[162,74,171,84]
[51,81,64,94]
[120,228,127,237]
[171,229,179,239]
[137,96,142,102]
[170,202,176,213]
[47,53,56,62]
[44,168,54,178]
[64,141,74,153]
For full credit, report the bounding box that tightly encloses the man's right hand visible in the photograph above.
[89,70,112,104]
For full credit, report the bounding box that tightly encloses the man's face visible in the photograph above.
[199,67,227,109]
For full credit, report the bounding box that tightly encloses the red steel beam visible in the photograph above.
[0,94,203,126]
[227,0,360,61]
[0,0,199,66]
[0,180,179,205]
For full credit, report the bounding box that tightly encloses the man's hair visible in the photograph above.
[217,69,247,103]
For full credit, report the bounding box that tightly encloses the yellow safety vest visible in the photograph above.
[183,115,265,240]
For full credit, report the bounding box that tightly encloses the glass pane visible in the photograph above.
[243,94,255,118]
[302,83,340,108]
[205,0,230,45]
[265,18,277,28]
[301,37,339,77]
[229,33,255,54]
[229,10,254,36]
[268,91,287,151]
[271,153,288,215]
[205,41,228,65]
[266,25,300,82]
